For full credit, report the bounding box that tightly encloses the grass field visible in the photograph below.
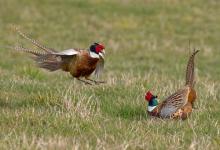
[0,0,220,149]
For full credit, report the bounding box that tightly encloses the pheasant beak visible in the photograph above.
[99,49,105,58]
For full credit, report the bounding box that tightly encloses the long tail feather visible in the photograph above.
[7,45,45,56]
[12,26,55,53]
[6,45,61,71]
[185,50,199,87]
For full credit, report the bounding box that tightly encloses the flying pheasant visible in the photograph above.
[10,27,106,85]
[145,50,199,119]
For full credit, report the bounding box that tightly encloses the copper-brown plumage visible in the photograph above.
[10,27,105,85]
[146,50,199,119]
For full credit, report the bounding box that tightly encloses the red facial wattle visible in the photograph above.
[95,44,105,53]
[145,91,153,101]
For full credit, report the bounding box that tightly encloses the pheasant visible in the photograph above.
[10,27,105,85]
[145,50,199,119]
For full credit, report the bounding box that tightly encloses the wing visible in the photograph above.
[36,49,79,72]
[52,49,80,71]
[53,49,79,56]
[160,88,190,118]
[94,56,104,78]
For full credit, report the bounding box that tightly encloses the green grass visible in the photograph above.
[0,0,220,149]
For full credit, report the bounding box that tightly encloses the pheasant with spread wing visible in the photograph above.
[11,28,105,85]
[145,50,199,119]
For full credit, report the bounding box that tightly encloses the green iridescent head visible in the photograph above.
[145,91,158,112]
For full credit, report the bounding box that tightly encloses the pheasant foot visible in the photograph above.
[77,78,93,85]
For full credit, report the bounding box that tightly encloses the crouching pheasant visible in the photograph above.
[11,27,105,85]
[145,50,199,119]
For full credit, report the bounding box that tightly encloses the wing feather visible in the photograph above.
[160,88,189,118]
[53,49,79,56]
[94,56,104,78]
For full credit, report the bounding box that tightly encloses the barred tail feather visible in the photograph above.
[12,46,45,56]
[3,45,45,56]
[8,45,61,71]
[12,26,55,53]
[185,50,199,87]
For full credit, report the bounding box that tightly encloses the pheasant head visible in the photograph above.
[145,91,158,112]
[89,42,105,58]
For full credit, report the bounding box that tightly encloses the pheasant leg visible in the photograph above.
[85,78,106,84]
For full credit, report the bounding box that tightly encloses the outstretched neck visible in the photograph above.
[148,98,158,112]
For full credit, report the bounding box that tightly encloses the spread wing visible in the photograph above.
[44,49,79,71]
[53,49,79,56]
[94,56,104,78]
[160,88,189,118]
